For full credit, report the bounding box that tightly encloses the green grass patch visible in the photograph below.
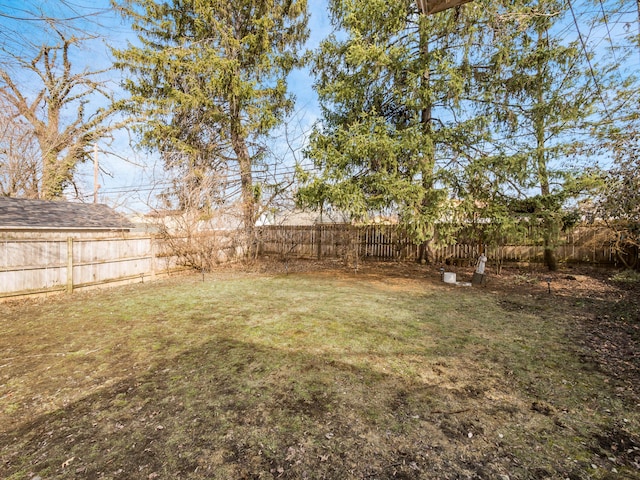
[0,270,637,479]
[611,269,640,284]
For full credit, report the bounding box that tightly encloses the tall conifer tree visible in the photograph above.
[298,0,487,263]
[112,0,309,248]
[469,0,606,270]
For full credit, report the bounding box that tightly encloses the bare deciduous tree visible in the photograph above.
[149,166,245,271]
[0,29,125,199]
[597,129,640,269]
[0,97,40,197]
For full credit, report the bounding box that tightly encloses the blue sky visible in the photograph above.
[2,1,638,212]
[99,0,332,213]
[0,0,332,212]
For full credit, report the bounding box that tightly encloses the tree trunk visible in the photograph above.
[230,108,256,258]
[418,14,436,265]
[40,147,65,200]
[535,29,557,271]
[417,225,436,265]
[544,245,558,271]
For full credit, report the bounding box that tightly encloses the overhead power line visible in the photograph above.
[566,0,612,121]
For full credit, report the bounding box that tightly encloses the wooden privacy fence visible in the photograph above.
[0,235,182,299]
[256,224,622,265]
[0,224,628,299]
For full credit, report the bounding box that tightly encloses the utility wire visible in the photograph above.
[596,0,618,64]
[566,0,612,121]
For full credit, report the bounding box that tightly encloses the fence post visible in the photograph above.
[150,234,156,280]
[67,237,73,293]
[316,224,322,259]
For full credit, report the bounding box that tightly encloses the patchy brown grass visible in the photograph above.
[0,260,638,479]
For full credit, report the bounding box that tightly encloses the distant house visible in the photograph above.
[0,197,134,239]
[131,208,244,234]
[257,207,353,226]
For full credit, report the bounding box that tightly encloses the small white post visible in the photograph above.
[93,144,100,203]
[67,237,74,293]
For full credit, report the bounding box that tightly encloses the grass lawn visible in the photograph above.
[0,262,638,479]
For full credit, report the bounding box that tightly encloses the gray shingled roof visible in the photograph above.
[0,197,134,230]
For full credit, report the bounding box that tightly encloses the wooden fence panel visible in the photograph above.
[0,240,67,294]
[0,235,184,299]
[72,237,153,287]
[256,224,620,266]
[1,224,625,299]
